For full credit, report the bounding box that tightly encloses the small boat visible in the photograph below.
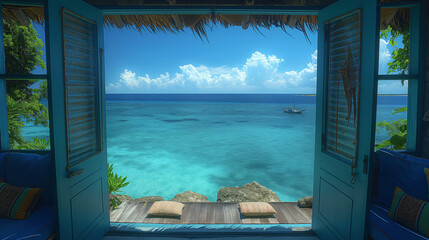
[284,106,305,114]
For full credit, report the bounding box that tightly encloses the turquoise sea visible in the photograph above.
[21,94,407,202]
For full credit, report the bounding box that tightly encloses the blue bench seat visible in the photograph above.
[370,149,429,240]
[369,204,429,240]
[0,152,55,240]
[0,205,55,240]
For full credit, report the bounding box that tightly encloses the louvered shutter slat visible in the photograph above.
[325,12,361,161]
[63,11,100,167]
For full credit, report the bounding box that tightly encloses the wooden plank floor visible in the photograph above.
[110,202,312,224]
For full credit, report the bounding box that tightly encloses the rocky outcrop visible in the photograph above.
[170,191,209,202]
[297,196,313,208]
[133,196,164,202]
[217,181,281,202]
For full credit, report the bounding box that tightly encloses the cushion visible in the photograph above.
[239,202,277,217]
[147,201,185,217]
[0,205,55,239]
[369,204,429,240]
[388,187,429,237]
[0,152,6,180]
[0,182,44,219]
[6,153,53,206]
[374,149,429,208]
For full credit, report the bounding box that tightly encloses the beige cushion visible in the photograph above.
[239,202,277,217]
[147,201,185,217]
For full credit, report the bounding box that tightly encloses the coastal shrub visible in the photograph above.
[108,163,129,209]
[15,137,50,150]
[375,106,407,150]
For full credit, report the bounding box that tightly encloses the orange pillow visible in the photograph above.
[239,202,277,217]
[147,201,185,217]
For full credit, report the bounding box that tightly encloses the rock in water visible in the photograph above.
[217,181,281,202]
[170,191,209,202]
[133,196,165,202]
[297,196,313,208]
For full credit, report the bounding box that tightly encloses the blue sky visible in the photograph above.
[104,25,319,94]
[33,20,407,94]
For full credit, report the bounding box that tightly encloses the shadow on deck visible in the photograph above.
[110,202,312,225]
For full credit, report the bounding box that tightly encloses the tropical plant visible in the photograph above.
[15,137,50,150]
[3,19,48,148]
[6,95,26,146]
[375,106,407,150]
[380,25,409,77]
[108,163,129,209]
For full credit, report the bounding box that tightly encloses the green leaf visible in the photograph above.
[393,106,407,115]
[107,163,130,208]
[389,135,407,149]
[398,124,407,133]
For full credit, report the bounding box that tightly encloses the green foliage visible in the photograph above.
[3,19,48,149]
[15,137,50,150]
[3,19,45,74]
[375,106,407,150]
[108,163,129,209]
[6,95,25,147]
[380,25,409,85]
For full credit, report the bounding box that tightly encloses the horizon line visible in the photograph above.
[104,93,407,96]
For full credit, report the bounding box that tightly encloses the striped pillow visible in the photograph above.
[147,201,185,217]
[0,182,44,219]
[239,202,277,217]
[388,186,429,237]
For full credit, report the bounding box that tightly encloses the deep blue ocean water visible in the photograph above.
[103,94,406,202]
[21,94,407,202]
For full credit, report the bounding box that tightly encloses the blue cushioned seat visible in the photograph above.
[369,204,429,240]
[5,153,53,206]
[0,152,55,239]
[370,149,429,240]
[373,149,429,209]
[0,205,55,240]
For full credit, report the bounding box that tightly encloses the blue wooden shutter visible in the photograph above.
[63,9,100,168]
[324,11,361,161]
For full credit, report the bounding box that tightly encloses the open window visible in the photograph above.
[0,4,50,151]
[376,3,422,152]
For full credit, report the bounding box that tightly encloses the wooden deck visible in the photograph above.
[110,202,312,224]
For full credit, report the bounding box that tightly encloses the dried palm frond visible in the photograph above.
[2,3,410,40]
[2,5,44,26]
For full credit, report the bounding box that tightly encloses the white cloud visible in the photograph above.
[311,50,318,62]
[106,50,318,93]
[378,80,408,94]
[119,69,140,88]
[379,39,391,74]
[106,47,400,94]
[265,50,317,93]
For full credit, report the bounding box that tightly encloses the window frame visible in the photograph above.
[0,2,52,153]
[374,0,424,153]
